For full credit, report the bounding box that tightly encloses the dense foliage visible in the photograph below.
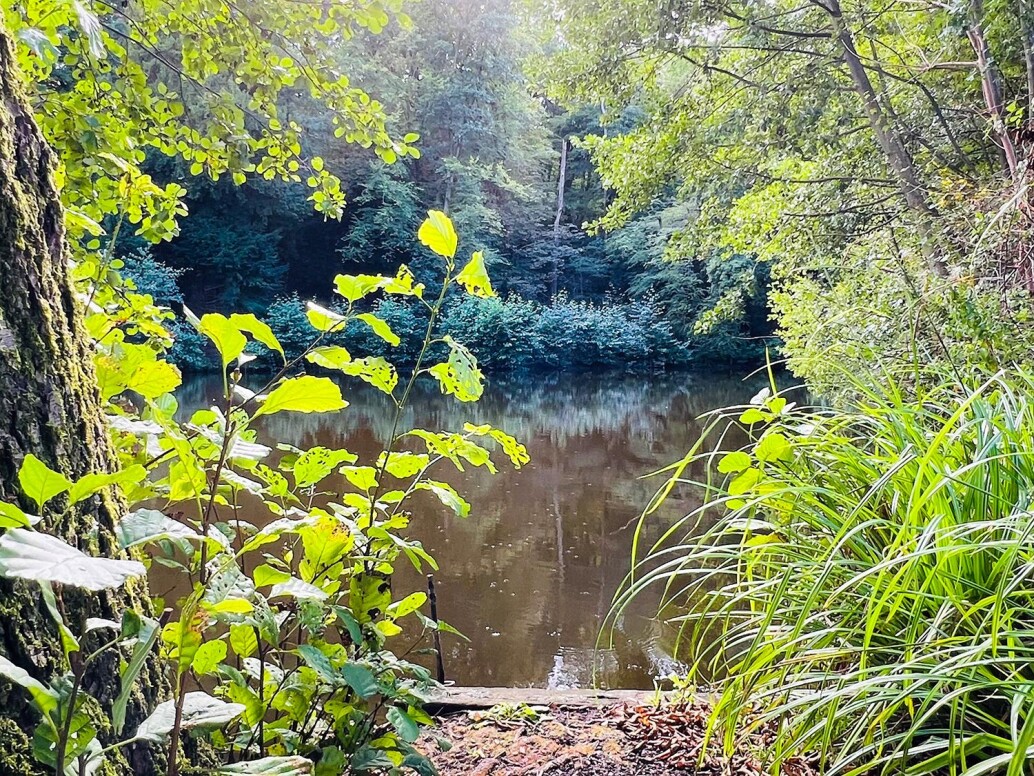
[0,212,525,775]
[117,0,775,368]
[531,0,1034,394]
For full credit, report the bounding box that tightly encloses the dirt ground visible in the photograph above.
[422,702,817,776]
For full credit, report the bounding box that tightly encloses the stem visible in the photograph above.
[165,673,188,776]
[54,637,118,776]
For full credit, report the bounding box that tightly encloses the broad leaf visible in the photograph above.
[334,273,390,303]
[230,313,285,362]
[417,210,457,258]
[387,706,420,743]
[305,345,352,370]
[199,313,247,369]
[356,313,400,346]
[18,454,71,510]
[305,302,347,333]
[0,654,57,714]
[0,501,38,529]
[379,452,429,479]
[69,465,147,505]
[254,376,348,417]
[455,251,495,298]
[416,481,470,518]
[134,692,245,743]
[0,529,145,591]
[216,757,314,775]
[117,508,202,548]
[294,446,358,489]
[342,663,379,699]
[427,336,483,402]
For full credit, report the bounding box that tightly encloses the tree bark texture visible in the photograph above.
[0,17,166,776]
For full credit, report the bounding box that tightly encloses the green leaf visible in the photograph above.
[455,250,495,298]
[463,424,529,468]
[739,408,770,425]
[192,640,228,675]
[755,433,792,463]
[380,452,429,479]
[254,376,348,417]
[356,313,400,346]
[216,757,314,775]
[0,529,145,591]
[0,654,58,715]
[417,210,457,258]
[18,454,71,510]
[306,302,348,333]
[128,359,182,399]
[382,265,424,298]
[293,446,358,489]
[717,451,752,474]
[387,706,420,743]
[342,466,379,492]
[0,501,37,529]
[387,592,427,619]
[339,357,398,394]
[112,614,160,733]
[40,581,79,656]
[427,336,484,402]
[230,313,285,362]
[230,624,258,659]
[199,313,247,369]
[307,349,398,394]
[341,663,379,699]
[134,692,245,743]
[334,273,389,303]
[117,508,202,548]
[33,707,96,767]
[297,644,342,685]
[305,345,352,370]
[415,481,470,518]
[69,464,147,505]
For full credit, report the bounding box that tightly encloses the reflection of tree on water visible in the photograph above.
[175,370,769,688]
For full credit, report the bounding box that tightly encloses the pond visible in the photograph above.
[170,370,765,690]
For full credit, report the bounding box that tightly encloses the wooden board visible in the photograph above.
[425,686,666,713]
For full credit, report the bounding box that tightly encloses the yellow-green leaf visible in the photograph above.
[18,454,71,510]
[456,251,494,298]
[417,210,457,258]
[198,313,247,369]
[229,313,284,362]
[356,313,400,346]
[305,302,347,333]
[254,376,348,417]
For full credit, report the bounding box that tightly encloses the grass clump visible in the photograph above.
[618,371,1034,775]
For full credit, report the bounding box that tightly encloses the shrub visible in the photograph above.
[618,371,1034,775]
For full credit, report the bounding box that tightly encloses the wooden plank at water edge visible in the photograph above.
[426,686,665,713]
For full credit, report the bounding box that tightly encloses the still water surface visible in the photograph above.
[174,371,764,690]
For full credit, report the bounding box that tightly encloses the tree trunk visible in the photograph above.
[552,136,568,297]
[968,0,1021,180]
[0,18,166,775]
[826,0,950,277]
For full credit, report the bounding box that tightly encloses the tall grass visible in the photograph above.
[616,371,1034,775]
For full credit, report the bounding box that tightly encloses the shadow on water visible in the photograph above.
[171,369,768,689]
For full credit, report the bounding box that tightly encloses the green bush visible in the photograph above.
[618,371,1034,775]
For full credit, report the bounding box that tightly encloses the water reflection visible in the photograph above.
[174,370,766,689]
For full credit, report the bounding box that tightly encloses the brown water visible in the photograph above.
[173,370,765,689]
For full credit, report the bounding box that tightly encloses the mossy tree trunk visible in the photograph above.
[0,17,166,775]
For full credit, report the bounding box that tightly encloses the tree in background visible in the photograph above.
[529,0,1034,392]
